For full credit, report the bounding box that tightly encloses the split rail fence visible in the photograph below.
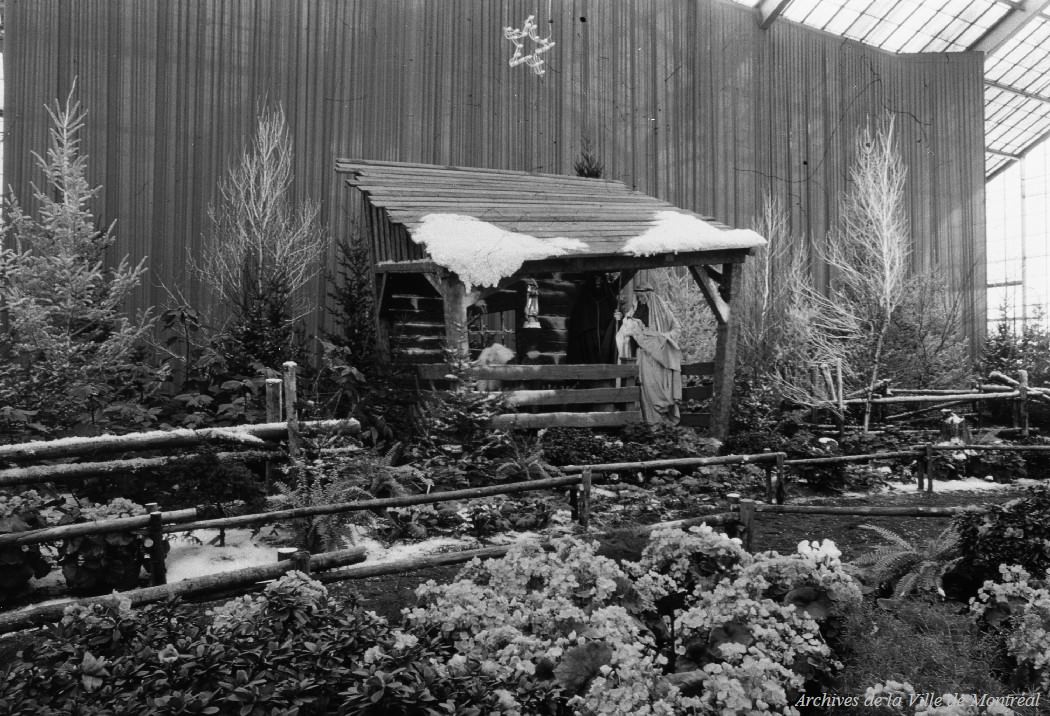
[5,395,1050,633]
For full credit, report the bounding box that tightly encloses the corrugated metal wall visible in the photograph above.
[3,0,986,350]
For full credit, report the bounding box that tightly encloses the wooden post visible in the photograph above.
[440,272,470,361]
[737,499,756,553]
[925,444,935,494]
[264,378,283,488]
[809,364,821,422]
[708,264,738,441]
[282,361,300,458]
[265,378,283,422]
[1019,369,1030,437]
[276,547,298,562]
[292,549,312,574]
[916,451,925,491]
[147,507,167,586]
[578,469,592,528]
[569,486,579,521]
[774,452,786,505]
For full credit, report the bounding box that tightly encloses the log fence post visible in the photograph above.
[1019,369,1030,437]
[737,498,756,553]
[925,444,935,493]
[578,468,592,528]
[265,377,283,488]
[282,362,300,458]
[774,452,786,504]
[292,549,312,574]
[146,506,167,586]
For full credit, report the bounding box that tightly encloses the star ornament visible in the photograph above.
[503,15,555,76]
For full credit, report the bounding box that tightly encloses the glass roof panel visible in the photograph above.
[723,0,1050,176]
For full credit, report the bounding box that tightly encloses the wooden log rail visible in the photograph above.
[0,450,282,488]
[0,419,359,463]
[0,475,587,548]
[560,452,784,474]
[0,547,368,635]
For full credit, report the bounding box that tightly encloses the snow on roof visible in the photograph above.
[414,213,588,288]
[621,211,766,257]
[336,160,768,283]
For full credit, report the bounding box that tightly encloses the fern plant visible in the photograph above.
[851,523,962,603]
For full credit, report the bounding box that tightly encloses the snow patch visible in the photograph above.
[166,529,279,583]
[621,211,766,256]
[413,213,587,288]
[886,477,1040,494]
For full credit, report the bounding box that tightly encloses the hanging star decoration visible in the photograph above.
[503,15,555,76]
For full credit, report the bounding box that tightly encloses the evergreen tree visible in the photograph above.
[0,87,156,432]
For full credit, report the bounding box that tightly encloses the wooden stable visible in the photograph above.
[336,159,765,438]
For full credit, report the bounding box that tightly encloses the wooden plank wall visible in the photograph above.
[3,0,985,351]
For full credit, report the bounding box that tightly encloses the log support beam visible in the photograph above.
[708,263,738,440]
[440,272,470,360]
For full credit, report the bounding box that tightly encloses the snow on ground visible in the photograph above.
[885,476,1040,494]
[620,211,766,256]
[166,529,280,583]
[413,213,587,288]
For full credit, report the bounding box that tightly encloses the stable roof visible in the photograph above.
[336,159,766,288]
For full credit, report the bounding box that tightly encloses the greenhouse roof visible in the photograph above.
[728,0,1050,180]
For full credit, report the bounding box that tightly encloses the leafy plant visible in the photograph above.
[0,490,54,600]
[954,485,1050,590]
[0,572,515,715]
[850,523,962,602]
[57,498,159,594]
[0,85,159,436]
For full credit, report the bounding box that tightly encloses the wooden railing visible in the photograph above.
[415,361,716,430]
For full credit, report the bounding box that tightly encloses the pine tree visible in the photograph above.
[0,87,156,432]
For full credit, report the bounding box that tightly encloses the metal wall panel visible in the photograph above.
[3,0,986,349]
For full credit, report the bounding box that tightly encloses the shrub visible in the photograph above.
[970,564,1050,696]
[57,498,159,594]
[0,490,53,599]
[953,486,1050,590]
[0,571,513,715]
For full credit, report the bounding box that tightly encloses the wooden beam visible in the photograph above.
[375,259,441,274]
[416,362,638,381]
[440,273,470,359]
[503,386,640,407]
[520,249,750,276]
[709,263,739,441]
[969,1,1050,53]
[757,0,793,29]
[688,265,730,325]
[986,79,1050,107]
[491,410,642,430]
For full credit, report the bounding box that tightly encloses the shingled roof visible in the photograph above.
[336,159,766,288]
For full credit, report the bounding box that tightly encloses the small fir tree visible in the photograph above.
[0,87,156,432]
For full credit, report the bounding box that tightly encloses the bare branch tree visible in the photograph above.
[809,114,910,429]
[196,104,327,325]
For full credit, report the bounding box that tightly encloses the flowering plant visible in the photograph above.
[58,497,158,594]
[0,489,53,598]
[970,564,1050,694]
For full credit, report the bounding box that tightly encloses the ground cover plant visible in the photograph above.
[0,526,869,715]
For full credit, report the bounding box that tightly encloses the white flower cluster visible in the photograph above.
[795,539,842,567]
[406,536,693,715]
[971,564,1050,694]
[0,490,45,519]
[208,570,328,634]
[79,497,146,521]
